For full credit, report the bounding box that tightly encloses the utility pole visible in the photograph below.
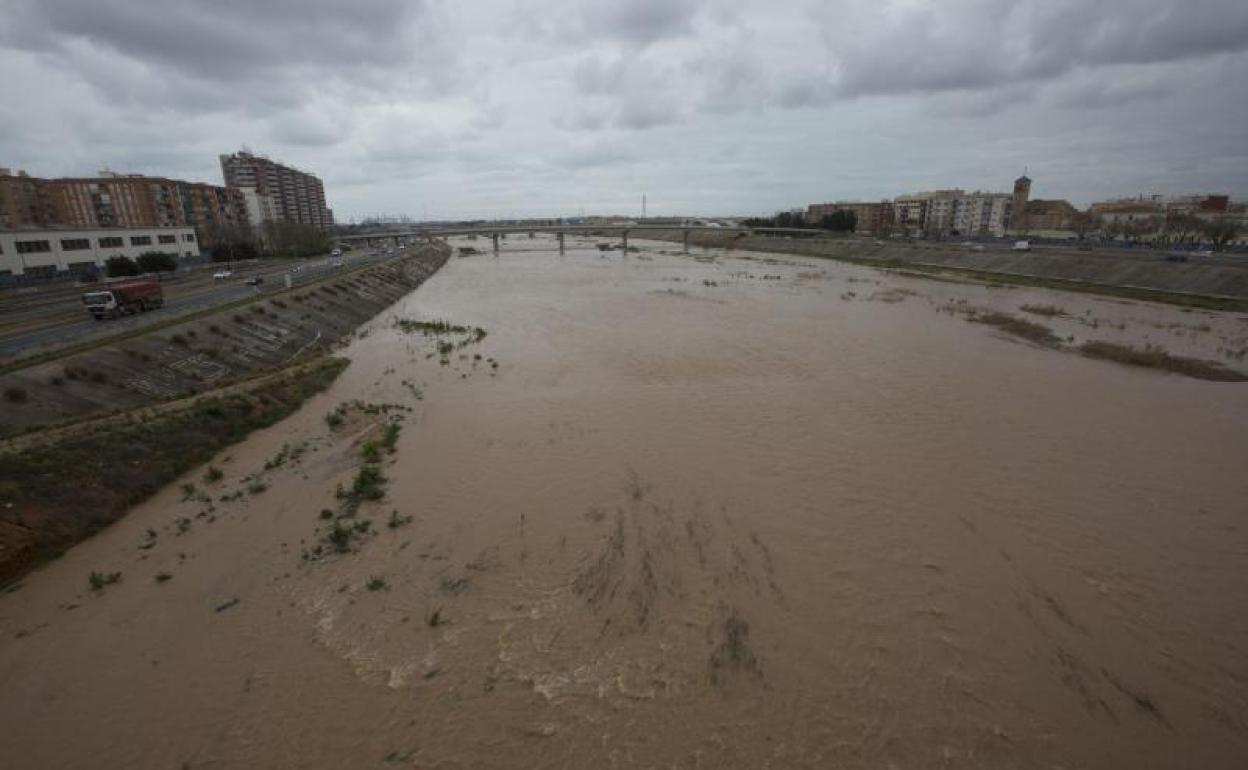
[642,194,647,220]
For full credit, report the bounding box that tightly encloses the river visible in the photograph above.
[2,236,1246,768]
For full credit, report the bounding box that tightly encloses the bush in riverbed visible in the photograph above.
[1079,341,1248,382]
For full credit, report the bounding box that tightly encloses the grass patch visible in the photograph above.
[351,465,387,501]
[203,465,224,483]
[154,572,173,583]
[966,311,1061,346]
[88,571,121,591]
[1020,304,1068,318]
[1079,341,1248,382]
[360,440,382,464]
[381,422,401,453]
[264,441,306,470]
[439,575,471,594]
[327,522,353,552]
[365,576,387,591]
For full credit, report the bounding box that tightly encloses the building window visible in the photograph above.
[158,234,177,244]
[184,233,196,242]
[98,236,124,248]
[130,235,152,246]
[61,238,91,251]
[15,240,51,254]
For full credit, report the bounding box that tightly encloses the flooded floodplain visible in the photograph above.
[2,237,1247,769]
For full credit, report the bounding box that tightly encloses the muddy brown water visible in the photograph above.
[2,237,1247,769]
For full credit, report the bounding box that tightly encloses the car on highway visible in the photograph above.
[246,276,264,286]
[213,269,233,279]
[331,260,345,268]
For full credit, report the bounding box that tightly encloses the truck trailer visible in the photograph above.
[81,280,164,320]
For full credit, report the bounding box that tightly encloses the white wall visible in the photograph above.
[0,227,200,277]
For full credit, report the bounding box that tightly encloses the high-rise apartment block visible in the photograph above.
[0,168,248,248]
[219,150,333,229]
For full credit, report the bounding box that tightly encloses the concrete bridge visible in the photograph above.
[339,224,827,254]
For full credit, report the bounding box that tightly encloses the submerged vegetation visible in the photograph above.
[947,305,1244,381]
[88,570,122,591]
[1079,341,1248,382]
[965,311,1062,347]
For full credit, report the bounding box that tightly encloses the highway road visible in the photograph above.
[0,249,399,360]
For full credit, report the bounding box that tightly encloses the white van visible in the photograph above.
[1012,240,1031,252]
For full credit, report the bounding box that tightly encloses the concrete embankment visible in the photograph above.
[0,241,451,584]
[0,242,450,437]
[639,230,1248,309]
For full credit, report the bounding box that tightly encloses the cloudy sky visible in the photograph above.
[2,0,1247,220]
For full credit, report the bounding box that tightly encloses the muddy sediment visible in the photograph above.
[0,237,1246,769]
[637,228,1248,307]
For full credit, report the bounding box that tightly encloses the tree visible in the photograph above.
[1071,212,1093,240]
[1203,219,1241,251]
[816,210,857,232]
[211,240,260,262]
[105,255,139,277]
[261,221,332,258]
[774,211,806,228]
[136,251,178,274]
[1161,213,1203,246]
[210,223,261,262]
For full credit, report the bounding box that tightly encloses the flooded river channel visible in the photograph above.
[2,237,1247,768]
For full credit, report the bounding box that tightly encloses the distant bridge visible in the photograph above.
[339,224,828,253]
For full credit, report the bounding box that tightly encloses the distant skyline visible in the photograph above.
[2,0,1247,220]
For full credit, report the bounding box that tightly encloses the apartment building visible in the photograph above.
[1090,194,1231,219]
[806,200,895,234]
[220,150,333,229]
[889,189,1013,237]
[952,192,1013,237]
[889,190,964,235]
[1,169,247,250]
[0,226,199,279]
[0,169,55,227]
[1022,199,1080,231]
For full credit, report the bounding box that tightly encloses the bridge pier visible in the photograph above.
[682,229,689,254]
[557,232,565,254]
[492,233,500,253]
[622,229,629,252]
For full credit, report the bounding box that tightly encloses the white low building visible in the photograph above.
[0,226,200,279]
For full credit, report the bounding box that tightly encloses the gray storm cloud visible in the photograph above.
[1,0,1245,218]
